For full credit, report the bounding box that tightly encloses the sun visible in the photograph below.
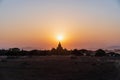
[57,35,63,41]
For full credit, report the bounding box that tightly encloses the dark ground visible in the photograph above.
[0,56,120,80]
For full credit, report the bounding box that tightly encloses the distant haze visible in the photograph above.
[0,0,120,50]
[108,46,120,49]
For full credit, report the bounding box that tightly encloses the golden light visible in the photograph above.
[57,35,63,41]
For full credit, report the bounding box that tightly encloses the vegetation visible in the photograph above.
[0,48,120,57]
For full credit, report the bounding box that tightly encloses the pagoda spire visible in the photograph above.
[58,41,61,47]
[57,41,63,51]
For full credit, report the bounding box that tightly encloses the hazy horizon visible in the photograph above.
[0,0,120,50]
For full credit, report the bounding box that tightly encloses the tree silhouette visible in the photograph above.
[72,49,83,56]
[95,49,106,57]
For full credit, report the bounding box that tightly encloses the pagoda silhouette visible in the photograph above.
[51,41,68,55]
[56,42,63,51]
[56,41,64,55]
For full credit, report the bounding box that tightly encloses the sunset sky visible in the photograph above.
[0,0,120,50]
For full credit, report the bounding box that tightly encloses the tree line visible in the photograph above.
[0,48,120,57]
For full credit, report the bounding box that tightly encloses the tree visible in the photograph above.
[72,49,83,56]
[95,49,106,57]
[51,48,56,55]
[79,49,88,56]
[7,48,21,56]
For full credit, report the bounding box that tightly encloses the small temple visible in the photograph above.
[56,41,64,54]
[56,42,63,51]
[51,41,68,55]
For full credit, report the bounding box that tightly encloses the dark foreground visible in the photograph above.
[0,56,120,80]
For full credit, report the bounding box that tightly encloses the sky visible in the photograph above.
[0,0,120,50]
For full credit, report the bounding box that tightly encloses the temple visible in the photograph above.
[51,41,68,55]
[56,42,64,54]
[56,42,63,51]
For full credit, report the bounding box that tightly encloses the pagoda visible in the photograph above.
[56,42,64,54]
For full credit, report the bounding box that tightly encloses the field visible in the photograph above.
[0,56,120,80]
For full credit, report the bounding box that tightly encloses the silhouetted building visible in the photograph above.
[57,42,63,51]
[56,42,64,55]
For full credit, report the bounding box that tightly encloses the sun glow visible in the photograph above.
[57,35,63,41]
